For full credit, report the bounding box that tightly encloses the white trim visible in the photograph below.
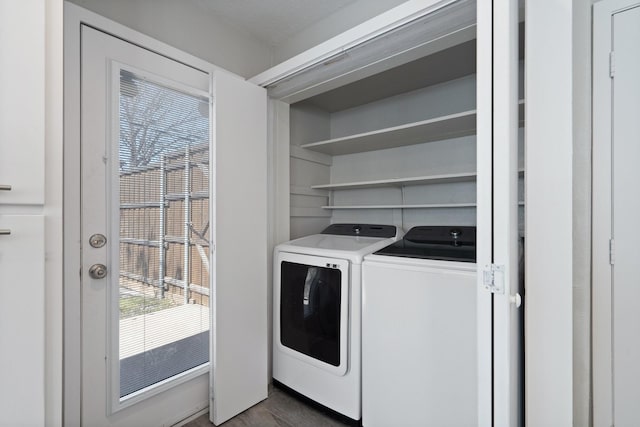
[592,4,614,426]
[116,365,209,412]
[44,1,64,425]
[492,0,522,425]
[105,62,214,414]
[173,406,209,427]
[249,0,463,86]
[108,59,121,414]
[475,1,493,423]
[63,5,83,424]
[266,99,292,380]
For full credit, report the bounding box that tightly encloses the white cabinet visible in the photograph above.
[0,1,46,425]
[0,215,45,426]
[0,0,45,205]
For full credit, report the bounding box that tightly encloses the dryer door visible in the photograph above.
[275,252,350,376]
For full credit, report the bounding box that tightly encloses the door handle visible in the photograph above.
[89,264,108,279]
[0,185,11,191]
[0,229,11,235]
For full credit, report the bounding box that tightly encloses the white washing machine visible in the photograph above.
[273,223,402,423]
[361,226,478,427]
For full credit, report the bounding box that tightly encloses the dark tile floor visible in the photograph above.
[183,386,350,427]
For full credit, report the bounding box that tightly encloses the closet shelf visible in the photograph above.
[301,100,525,156]
[312,169,524,191]
[322,200,525,209]
[301,110,476,156]
[322,203,478,210]
[311,172,477,190]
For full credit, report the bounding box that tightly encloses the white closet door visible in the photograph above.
[210,71,268,425]
[611,5,640,426]
[593,2,640,426]
[478,0,523,425]
[475,0,494,424]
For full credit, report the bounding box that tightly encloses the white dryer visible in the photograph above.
[273,224,402,423]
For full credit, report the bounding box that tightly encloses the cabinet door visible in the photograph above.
[0,0,45,205]
[0,215,45,426]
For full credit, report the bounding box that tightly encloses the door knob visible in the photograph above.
[89,264,108,279]
[89,233,107,248]
[510,293,523,308]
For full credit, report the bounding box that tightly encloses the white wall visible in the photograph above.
[66,0,273,78]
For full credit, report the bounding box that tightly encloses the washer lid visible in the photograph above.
[374,226,476,262]
[283,234,392,252]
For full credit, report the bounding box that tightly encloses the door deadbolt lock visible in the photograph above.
[89,233,107,248]
[89,264,108,279]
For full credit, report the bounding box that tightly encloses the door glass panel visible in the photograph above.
[117,69,210,398]
[280,261,342,366]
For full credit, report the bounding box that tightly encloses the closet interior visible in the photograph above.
[286,22,525,239]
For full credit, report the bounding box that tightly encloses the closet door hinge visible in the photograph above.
[483,264,505,294]
[610,51,616,78]
[609,239,615,265]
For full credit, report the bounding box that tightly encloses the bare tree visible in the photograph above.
[119,70,208,170]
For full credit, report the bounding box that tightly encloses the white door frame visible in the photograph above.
[491,1,522,426]
[63,4,221,425]
[593,1,640,426]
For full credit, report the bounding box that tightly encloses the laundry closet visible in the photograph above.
[253,0,526,425]
[257,3,525,239]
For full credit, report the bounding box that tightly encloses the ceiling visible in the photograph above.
[192,0,362,46]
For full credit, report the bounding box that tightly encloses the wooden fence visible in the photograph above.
[119,144,210,306]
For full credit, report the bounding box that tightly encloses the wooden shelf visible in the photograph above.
[322,203,477,210]
[300,100,525,156]
[312,172,477,191]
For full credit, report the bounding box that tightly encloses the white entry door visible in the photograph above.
[78,20,268,426]
[593,2,640,426]
[81,25,212,426]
